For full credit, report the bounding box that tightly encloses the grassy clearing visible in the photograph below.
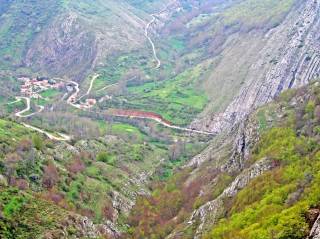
[223,0,295,27]
[98,121,146,141]
[111,123,145,139]
[40,89,61,98]
[0,188,71,238]
[126,64,208,125]
[0,119,31,142]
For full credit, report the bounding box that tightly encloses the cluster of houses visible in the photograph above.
[82,98,97,109]
[18,76,65,98]
[17,75,98,109]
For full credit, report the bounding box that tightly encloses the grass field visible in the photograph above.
[40,89,61,98]
[125,64,208,125]
[222,0,295,27]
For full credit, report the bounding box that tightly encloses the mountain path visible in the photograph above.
[78,74,100,101]
[22,123,71,141]
[145,14,161,69]
[11,94,72,141]
[111,111,215,135]
[13,97,44,118]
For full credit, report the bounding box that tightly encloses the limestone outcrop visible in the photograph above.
[192,0,320,134]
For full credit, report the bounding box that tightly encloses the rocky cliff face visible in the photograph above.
[192,0,320,134]
[166,110,264,238]
[309,214,320,239]
[160,81,320,239]
[308,216,320,239]
[189,158,275,239]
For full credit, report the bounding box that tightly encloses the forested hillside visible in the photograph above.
[125,81,320,239]
[1,0,320,238]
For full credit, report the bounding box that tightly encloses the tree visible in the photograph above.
[102,200,115,221]
[314,105,320,122]
[42,161,59,189]
[4,153,22,185]
[97,151,115,165]
[169,140,185,160]
[68,156,85,174]
[305,100,315,118]
[17,139,32,152]
[32,134,43,150]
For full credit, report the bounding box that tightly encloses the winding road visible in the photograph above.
[145,14,161,69]
[111,4,217,135]
[12,97,44,118]
[62,3,214,136]
[154,118,215,135]
[144,2,178,69]
[10,94,72,141]
[22,123,71,141]
[111,110,215,135]
[65,80,81,109]
[78,74,100,101]
[10,2,213,138]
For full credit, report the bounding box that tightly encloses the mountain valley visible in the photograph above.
[0,0,320,238]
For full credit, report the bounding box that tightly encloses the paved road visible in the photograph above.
[65,80,82,109]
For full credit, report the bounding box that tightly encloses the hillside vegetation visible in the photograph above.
[0,116,210,238]
[1,0,320,238]
[205,83,320,238]
[124,82,320,239]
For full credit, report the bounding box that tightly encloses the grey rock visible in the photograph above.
[189,158,275,239]
[0,174,8,186]
[192,0,320,134]
[309,215,320,239]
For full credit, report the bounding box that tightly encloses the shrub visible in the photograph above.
[96,151,115,165]
[68,157,85,174]
[305,100,315,118]
[42,162,59,189]
[32,134,43,151]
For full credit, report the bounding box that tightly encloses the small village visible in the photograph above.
[17,76,97,109]
[77,98,97,109]
[18,76,65,99]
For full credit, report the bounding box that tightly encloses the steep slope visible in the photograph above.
[25,0,149,80]
[0,116,210,238]
[0,118,159,237]
[2,1,320,238]
[0,187,105,239]
[190,0,320,133]
[126,81,320,239]
[0,0,174,81]
[93,0,305,127]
